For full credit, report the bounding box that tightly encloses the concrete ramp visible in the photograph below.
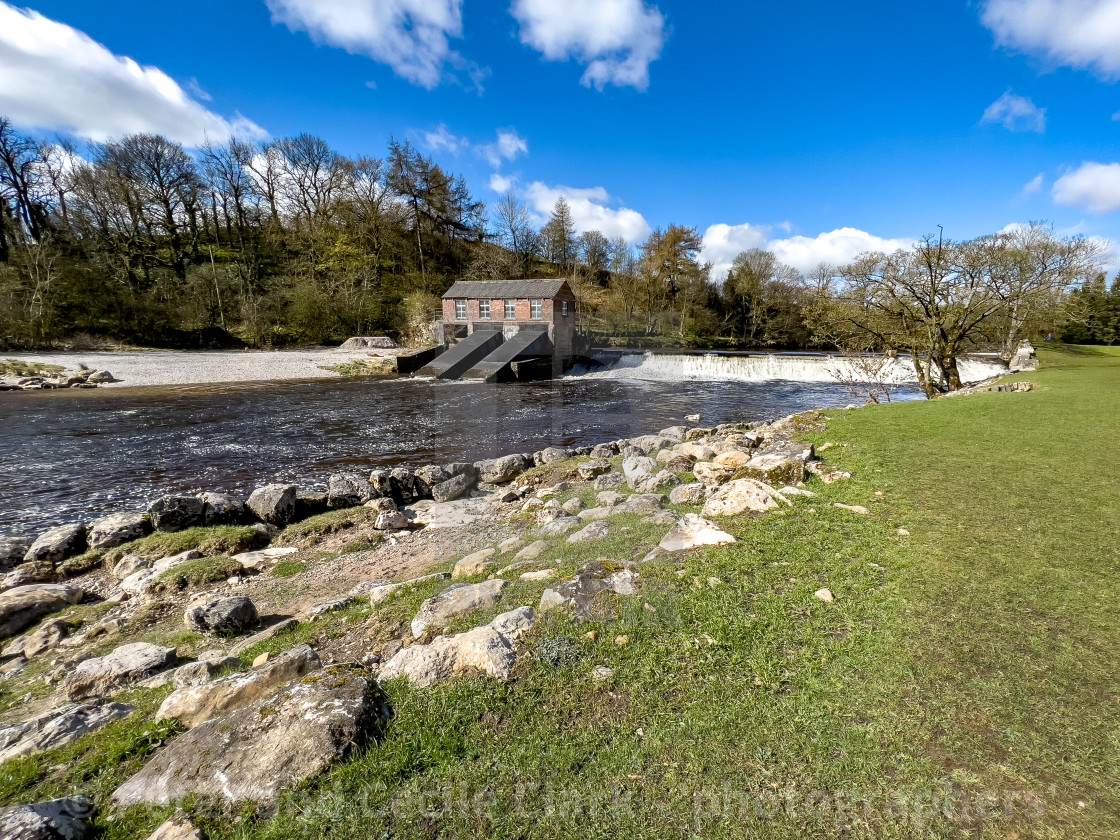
[461,327,552,382]
[418,328,503,379]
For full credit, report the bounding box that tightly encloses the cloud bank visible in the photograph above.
[1052,161,1120,214]
[525,182,652,241]
[981,0,1120,79]
[0,2,264,146]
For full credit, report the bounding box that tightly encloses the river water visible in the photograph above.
[3,350,1010,539]
[0,374,913,539]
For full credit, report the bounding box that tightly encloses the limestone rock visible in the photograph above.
[380,607,535,687]
[741,453,806,485]
[452,548,496,579]
[568,520,612,544]
[622,456,657,489]
[327,473,376,508]
[158,644,321,728]
[659,425,687,441]
[539,562,640,621]
[247,484,298,526]
[613,493,667,515]
[111,554,150,580]
[642,511,679,525]
[431,473,474,503]
[702,479,783,518]
[596,490,626,507]
[714,450,753,469]
[114,665,387,808]
[511,540,551,563]
[669,484,708,506]
[539,516,580,537]
[658,514,736,552]
[576,459,613,480]
[0,584,84,641]
[65,642,177,701]
[0,537,31,572]
[833,503,871,516]
[0,798,96,839]
[577,506,613,522]
[231,546,297,570]
[374,511,410,530]
[184,596,258,635]
[537,447,571,465]
[633,469,680,493]
[2,617,70,659]
[199,492,249,525]
[679,442,717,460]
[476,454,529,484]
[148,495,206,532]
[411,579,508,638]
[593,472,625,491]
[693,462,736,486]
[814,588,835,603]
[24,523,86,565]
[562,498,584,515]
[0,702,134,762]
[87,513,151,550]
[146,814,206,840]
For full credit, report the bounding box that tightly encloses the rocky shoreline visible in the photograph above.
[0,409,863,838]
[0,365,118,391]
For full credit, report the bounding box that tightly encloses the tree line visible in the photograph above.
[0,116,1110,395]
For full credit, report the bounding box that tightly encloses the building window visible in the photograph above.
[530,299,543,320]
[561,301,569,317]
[479,300,491,319]
[455,300,466,320]
[504,299,516,319]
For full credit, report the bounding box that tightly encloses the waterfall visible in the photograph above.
[569,351,1007,385]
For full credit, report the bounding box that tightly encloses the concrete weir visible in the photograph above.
[419,325,555,382]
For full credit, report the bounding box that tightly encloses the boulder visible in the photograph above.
[663,455,697,473]
[146,814,206,840]
[589,444,617,459]
[567,520,612,544]
[415,464,449,487]
[714,450,753,469]
[295,491,330,519]
[114,665,387,808]
[184,596,258,635]
[679,442,717,460]
[658,514,736,553]
[24,523,86,565]
[622,456,657,489]
[537,447,571,465]
[196,492,248,526]
[88,369,116,382]
[232,546,297,570]
[111,554,150,581]
[693,462,736,486]
[374,511,410,530]
[327,473,376,508]
[613,493,667,515]
[247,484,298,526]
[0,537,31,572]
[154,656,244,690]
[412,579,508,638]
[539,562,640,621]
[561,498,584,515]
[576,506,613,522]
[88,512,151,550]
[452,548,496,579]
[380,607,535,687]
[593,472,625,491]
[148,496,206,532]
[153,549,204,574]
[0,584,84,641]
[339,336,399,350]
[539,516,581,537]
[476,454,529,484]
[659,426,688,442]
[65,642,177,701]
[1,562,58,591]
[0,702,134,762]
[702,479,783,517]
[2,617,70,659]
[669,484,708,505]
[431,473,474,503]
[158,644,321,728]
[633,469,681,493]
[576,459,613,480]
[741,453,806,485]
[0,798,96,839]
[511,540,551,563]
[596,490,626,507]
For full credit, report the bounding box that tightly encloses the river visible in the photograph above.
[0,351,1006,539]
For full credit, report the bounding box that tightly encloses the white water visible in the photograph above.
[571,352,1007,385]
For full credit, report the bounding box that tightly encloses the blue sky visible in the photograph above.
[4,0,1120,276]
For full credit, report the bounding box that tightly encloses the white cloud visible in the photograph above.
[981,0,1120,79]
[481,129,528,167]
[1020,173,1045,197]
[266,0,464,89]
[423,124,469,155]
[981,90,1046,132]
[489,173,514,193]
[525,181,652,241]
[701,223,915,279]
[1052,161,1120,213]
[510,0,667,90]
[0,3,264,146]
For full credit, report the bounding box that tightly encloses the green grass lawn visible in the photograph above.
[4,346,1118,839]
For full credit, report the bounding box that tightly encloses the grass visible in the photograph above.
[150,556,245,593]
[0,359,64,376]
[278,507,374,546]
[325,358,397,377]
[105,526,268,564]
[3,346,1118,838]
[271,561,308,578]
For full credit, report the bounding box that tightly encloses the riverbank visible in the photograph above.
[1,347,1116,839]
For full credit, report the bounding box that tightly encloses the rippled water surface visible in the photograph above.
[0,375,917,537]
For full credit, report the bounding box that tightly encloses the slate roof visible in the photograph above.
[442,279,571,299]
